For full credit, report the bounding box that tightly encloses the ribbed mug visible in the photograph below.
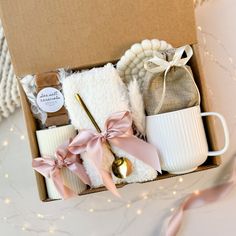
[146,106,229,174]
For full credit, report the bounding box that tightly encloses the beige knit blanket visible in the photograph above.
[0,24,20,123]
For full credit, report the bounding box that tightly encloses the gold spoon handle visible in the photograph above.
[75,93,133,179]
[75,93,117,159]
[75,93,102,133]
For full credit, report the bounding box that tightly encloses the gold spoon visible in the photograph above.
[75,93,133,179]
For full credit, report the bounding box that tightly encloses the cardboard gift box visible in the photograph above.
[0,0,221,201]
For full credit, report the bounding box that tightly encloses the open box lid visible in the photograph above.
[0,0,197,77]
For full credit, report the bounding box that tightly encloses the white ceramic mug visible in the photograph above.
[146,106,229,174]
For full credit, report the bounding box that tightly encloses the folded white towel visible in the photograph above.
[63,64,157,187]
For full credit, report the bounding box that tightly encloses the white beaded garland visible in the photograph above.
[141,39,152,50]
[116,39,172,85]
[151,39,161,50]
[130,43,144,54]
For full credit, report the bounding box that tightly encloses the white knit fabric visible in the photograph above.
[0,24,20,123]
[63,64,157,188]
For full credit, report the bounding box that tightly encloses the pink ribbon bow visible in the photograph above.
[163,157,236,236]
[32,140,91,199]
[69,111,161,196]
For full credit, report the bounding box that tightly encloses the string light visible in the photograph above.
[37,213,44,219]
[107,199,111,203]
[143,195,148,200]
[4,173,9,178]
[136,209,142,215]
[20,135,25,140]
[172,191,177,196]
[60,215,65,220]
[89,208,94,213]
[49,227,55,234]
[21,223,30,231]
[179,177,183,183]
[4,198,11,204]
[126,203,131,208]
[198,27,236,83]
[2,140,8,147]
[170,208,175,212]
[194,190,200,195]
[197,26,202,32]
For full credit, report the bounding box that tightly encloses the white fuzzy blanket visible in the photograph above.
[63,64,157,187]
[0,24,20,123]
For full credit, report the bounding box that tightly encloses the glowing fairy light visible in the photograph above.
[136,209,142,215]
[4,198,11,204]
[2,140,8,147]
[49,229,55,234]
[179,177,183,183]
[37,213,44,219]
[197,26,202,31]
[21,223,29,231]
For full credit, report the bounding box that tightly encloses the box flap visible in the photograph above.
[0,0,197,77]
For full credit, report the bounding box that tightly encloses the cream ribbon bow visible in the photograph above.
[144,45,200,114]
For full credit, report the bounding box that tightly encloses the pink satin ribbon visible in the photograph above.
[32,139,91,199]
[164,158,236,236]
[69,111,161,197]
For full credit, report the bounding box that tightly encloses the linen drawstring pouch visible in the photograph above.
[143,45,200,115]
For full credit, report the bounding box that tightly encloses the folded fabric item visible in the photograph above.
[63,64,157,187]
[143,45,200,115]
[36,125,87,199]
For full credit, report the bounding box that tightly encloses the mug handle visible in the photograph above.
[201,112,229,156]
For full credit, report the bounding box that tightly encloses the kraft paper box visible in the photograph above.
[0,0,220,201]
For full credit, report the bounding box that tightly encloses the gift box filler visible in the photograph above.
[0,0,223,201]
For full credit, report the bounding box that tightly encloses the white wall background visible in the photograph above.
[1,1,236,235]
